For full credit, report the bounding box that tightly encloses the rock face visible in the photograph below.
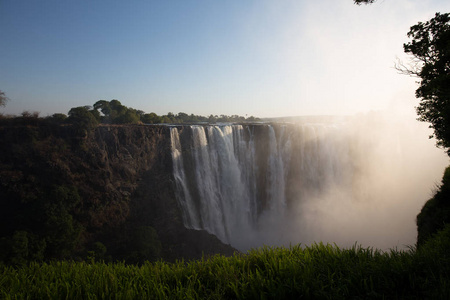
[0,120,236,263]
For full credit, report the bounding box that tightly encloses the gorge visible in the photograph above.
[0,111,448,263]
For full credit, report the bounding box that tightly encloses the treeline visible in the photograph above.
[44,99,260,127]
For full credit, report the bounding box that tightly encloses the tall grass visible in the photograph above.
[1,238,449,299]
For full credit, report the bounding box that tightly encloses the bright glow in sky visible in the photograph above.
[1,0,450,117]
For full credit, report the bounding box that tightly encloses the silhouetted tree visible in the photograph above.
[47,113,68,124]
[93,100,140,124]
[21,111,40,118]
[397,13,450,154]
[417,166,450,247]
[93,100,112,122]
[0,90,9,107]
[354,0,375,4]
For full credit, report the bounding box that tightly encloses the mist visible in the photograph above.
[171,108,448,252]
[250,110,448,251]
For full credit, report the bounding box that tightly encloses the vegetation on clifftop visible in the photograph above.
[1,99,260,127]
[417,166,450,248]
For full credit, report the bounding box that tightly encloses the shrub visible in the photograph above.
[417,166,450,247]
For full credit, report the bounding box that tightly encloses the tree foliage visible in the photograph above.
[399,13,450,154]
[0,183,83,264]
[416,166,450,247]
[67,106,100,136]
[2,97,260,128]
[93,99,140,124]
[354,0,375,5]
[88,99,260,125]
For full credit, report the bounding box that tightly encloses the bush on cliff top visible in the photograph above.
[417,166,450,247]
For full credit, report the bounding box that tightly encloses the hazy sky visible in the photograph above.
[1,0,449,118]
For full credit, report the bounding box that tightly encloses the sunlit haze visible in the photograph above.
[1,0,449,117]
[170,112,449,251]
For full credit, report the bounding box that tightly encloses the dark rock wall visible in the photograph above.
[0,121,236,263]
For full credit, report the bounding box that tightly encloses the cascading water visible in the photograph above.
[170,113,449,251]
[170,123,355,250]
[170,128,201,229]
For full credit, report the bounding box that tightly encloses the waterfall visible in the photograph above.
[169,115,449,251]
[170,128,201,229]
[170,123,353,249]
[266,125,288,215]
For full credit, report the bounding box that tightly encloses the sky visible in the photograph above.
[1,0,450,118]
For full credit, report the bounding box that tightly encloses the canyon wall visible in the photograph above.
[0,120,235,263]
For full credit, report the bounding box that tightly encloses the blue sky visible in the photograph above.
[1,0,449,118]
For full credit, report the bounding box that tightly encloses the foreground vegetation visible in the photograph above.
[2,226,450,299]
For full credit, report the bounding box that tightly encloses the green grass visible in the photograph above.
[1,238,449,299]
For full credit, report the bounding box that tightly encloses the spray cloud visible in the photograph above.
[170,110,448,251]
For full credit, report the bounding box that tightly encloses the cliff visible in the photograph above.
[0,119,236,263]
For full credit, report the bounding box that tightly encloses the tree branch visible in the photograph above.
[394,57,422,77]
